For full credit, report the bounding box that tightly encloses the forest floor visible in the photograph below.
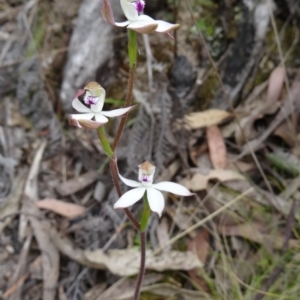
[1,0,300,299]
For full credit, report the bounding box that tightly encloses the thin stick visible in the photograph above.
[133,231,146,300]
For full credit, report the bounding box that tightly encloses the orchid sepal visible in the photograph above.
[68,115,106,129]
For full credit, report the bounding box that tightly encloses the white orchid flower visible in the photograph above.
[101,0,180,35]
[69,82,136,129]
[114,161,194,217]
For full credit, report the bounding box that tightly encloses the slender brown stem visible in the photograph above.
[124,208,140,231]
[112,65,136,151]
[109,159,122,196]
[109,159,140,231]
[133,231,146,300]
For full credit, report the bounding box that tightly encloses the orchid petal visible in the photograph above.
[128,15,158,34]
[155,20,180,33]
[114,187,146,209]
[152,182,194,196]
[147,187,165,217]
[121,0,138,21]
[118,173,141,188]
[69,113,95,120]
[72,98,92,113]
[101,105,136,117]
[115,21,130,27]
[95,114,109,123]
[127,22,158,34]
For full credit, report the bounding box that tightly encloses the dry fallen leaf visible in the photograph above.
[141,283,206,300]
[156,217,170,252]
[187,230,210,292]
[206,125,227,169]
[181,169,246,191]
[217,223,300,250]
[84,283,107,300]
[98,274,163,300]
[48,225,202,276]
[234,67,286,147]
[19,141,47,242]
[237,75,300,158]
[266,66,285,106]
[185,109,232,129]
[24,198,60,300]
[84,248,202,276]
[101,283,206,300]
[273,120,296,147]
[29,256,43,280]
[188,230,210,265]
[55,170,98,196]
[36,198,86,219]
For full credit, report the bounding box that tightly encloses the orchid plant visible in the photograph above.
[69,1,181,299]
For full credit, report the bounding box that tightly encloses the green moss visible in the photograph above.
[195,71,219,110]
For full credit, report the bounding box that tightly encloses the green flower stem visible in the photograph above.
[128,29,138,69]
[97,126,114,159]
[97,126,140,231]
[112,29,137,151]
[140,193,151,232]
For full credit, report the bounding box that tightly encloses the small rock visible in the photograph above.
[93,181,106,203]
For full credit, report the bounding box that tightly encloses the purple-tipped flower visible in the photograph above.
[69,82,136,129]
[133,0,145,14]
[114,161,194,217]
[101,0,180,35]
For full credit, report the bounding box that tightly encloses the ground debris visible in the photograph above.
[1,0,300,298]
